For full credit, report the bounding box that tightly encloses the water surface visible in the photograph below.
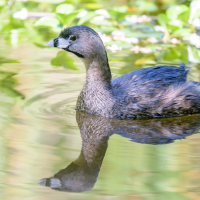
[1,39,200,200]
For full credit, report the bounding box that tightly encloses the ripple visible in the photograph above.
[21,69,85,122]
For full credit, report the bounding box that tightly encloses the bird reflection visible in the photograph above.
[39,112,200,192]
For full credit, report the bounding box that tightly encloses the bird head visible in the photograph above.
[47,25,106,61]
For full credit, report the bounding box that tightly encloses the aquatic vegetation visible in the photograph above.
[0,0,200,69]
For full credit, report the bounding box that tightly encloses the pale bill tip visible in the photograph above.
[46,39,54,47]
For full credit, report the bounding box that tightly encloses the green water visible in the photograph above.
[1,37,200,200]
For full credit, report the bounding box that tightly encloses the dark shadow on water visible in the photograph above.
[39,112,200,193]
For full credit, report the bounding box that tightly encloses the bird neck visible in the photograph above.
[83,53,112,88]
[76,51,113,116]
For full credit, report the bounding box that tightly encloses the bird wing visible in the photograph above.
[112,65,188,98]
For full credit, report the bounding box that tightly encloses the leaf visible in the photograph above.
[157,13,169,30]
[56,12,79,26]
[56,4,74,14]
[178,10,191,24]
[78,12,98,25]
[166,5,189,20]
[168,19,183,28]
[55,13,66,25]
[179,47,188,63]
[34,17,60,28]
[65,12,79,26]
[51,51,79,70]
[172,28,192,37]
[163,48,181,61]
[107,9,118,18]
[116,13,128,21]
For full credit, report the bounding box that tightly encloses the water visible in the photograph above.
[1,39,200,200]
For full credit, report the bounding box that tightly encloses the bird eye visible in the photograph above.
[69,35,77,41]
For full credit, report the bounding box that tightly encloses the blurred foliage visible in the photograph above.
[0,0,200,68]
[51,51,79,70]
[157,4,196,41]
[0,70,24,100]
[0,56,24,119]
[0,57,23,99]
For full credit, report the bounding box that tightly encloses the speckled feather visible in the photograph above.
[58,26,200,119]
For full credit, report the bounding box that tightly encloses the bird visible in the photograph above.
[47,25,200,120]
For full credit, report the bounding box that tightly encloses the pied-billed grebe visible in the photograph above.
[47,25,200,119]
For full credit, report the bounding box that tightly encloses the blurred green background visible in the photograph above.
[1,0,200,67]
[0,0,200,200]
